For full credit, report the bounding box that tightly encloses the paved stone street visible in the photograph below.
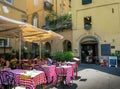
[46,64,120,89]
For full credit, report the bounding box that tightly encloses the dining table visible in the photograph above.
[56,65,75,85]
[41,65,57,84]
[65,62,78,77]
[8,69,47,89]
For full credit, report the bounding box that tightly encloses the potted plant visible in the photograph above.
[52,51,73,62]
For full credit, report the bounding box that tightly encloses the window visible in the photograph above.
[61,8,64,14]
[44,0,53,11]
[69,0,71,7]
[82,0,92,5]
[115,50,120,54]
[21,14,27,22]
[84,16,92,30]
[46,0,50,2]
[45,42,51,52]
[32,43,39,56]
[60,0,62,4]
[4,0,13,5]
[0,39,10,47]
[32,14,39,27]
[34,0,38,6]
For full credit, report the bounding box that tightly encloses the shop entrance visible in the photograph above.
[80,38,99,64]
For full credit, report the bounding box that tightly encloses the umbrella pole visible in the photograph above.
[39,42,42,59]
[19,32,22,60]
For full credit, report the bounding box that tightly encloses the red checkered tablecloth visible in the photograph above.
[9,69,47,89]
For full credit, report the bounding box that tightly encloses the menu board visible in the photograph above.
[108,56,117,68]
[101,44,111,56]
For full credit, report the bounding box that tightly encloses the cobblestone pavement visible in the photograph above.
[43,64,120,89]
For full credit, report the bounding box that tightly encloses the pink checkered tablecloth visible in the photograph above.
[41,65,57,84]
[56,65,75,85]
[66,62,78,77]
[9,69,47,89]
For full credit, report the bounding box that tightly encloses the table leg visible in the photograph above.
[75,62,78,78]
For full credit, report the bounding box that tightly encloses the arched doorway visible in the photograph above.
[44,42,51,57]
[45,42,51,52]
[80,36,99,64]
[63,40,72,51]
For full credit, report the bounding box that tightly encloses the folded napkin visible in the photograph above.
[20,75,31,80]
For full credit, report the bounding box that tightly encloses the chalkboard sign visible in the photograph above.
[108,56,117,68]
[101,44,111,56]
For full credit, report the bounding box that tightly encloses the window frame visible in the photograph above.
[82,0,92,5]
[32,14,39,27]
[34,0,38,6]
[61,7,64,15]
[0,38,10,47]
[4,0,13,5]
[46,0,50,2]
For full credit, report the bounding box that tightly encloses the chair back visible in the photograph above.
[0,71,16,88]
[34,65,44,71]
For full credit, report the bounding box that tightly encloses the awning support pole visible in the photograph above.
[19,32,22,60]
[39,42,42,59]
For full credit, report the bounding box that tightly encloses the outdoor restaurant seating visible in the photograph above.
[0,59,77,89]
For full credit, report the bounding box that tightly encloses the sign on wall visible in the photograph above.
[108,56,117,68]
[101,44,111,56]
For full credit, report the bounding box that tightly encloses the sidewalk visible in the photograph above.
[46,64,120,89]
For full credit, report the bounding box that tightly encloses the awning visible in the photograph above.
[0,15,24,38]
[23,30,63,42]
[0,15,48,38]
[0,15,63,41]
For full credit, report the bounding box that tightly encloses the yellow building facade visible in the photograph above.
[50,0,71,15]
[26,0,45,27]
[26,0,71,27]
[26,0,72,53]
[72,0,120,63]
[0,0,26,21]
